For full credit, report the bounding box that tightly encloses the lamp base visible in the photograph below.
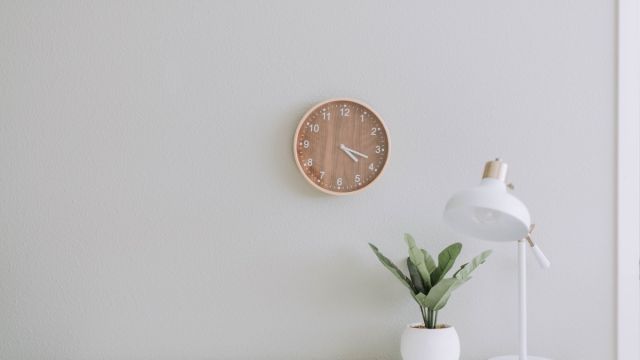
[489,356,552,360]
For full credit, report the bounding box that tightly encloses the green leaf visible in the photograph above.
[421,249,437,274]
[414,292,429,308]
[424,278,460,311]
[407,257,426,294]
[405,234,432,288]
[431,243,462,284]
[453,250,492,281]
[369,243,414,293]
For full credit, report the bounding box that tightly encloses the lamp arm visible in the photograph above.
[526,236,551,269]
[525,224,551,269]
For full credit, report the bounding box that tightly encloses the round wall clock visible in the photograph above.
[293,98,389,195]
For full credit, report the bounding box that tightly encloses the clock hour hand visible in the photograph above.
[341,145,369,159]
[339,144,359,162]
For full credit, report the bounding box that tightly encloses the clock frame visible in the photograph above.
[293,98,389,195]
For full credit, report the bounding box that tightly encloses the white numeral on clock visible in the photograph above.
[306,159,313,166]
[369,163,375,171]
[320,171,326,179]
[309,124,320,133]
[355,174,361,183]
[375,145,382,154]
[340,108,350,117]
[371,127,377,136]
[336,178,343,186]
[303,140,310,149]
[322,112,330,120]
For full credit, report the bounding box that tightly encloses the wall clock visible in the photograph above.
[293,98,389,195]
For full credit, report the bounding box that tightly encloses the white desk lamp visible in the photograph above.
[443,159,551,360]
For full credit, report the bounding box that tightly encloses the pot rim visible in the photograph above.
[406,322,455,330]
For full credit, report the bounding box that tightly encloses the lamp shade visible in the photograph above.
[444,178,531,242]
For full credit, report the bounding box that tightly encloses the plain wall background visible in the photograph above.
[0,1,615,359]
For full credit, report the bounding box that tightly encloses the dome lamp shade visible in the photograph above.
[443,159,531,242]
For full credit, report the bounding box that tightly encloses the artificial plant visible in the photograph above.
[369,234,492,329]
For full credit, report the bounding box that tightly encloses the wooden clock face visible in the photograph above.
[293,99,389,195]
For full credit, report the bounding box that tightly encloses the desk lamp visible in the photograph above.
[443,159,551,360]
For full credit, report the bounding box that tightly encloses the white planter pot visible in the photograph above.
[400,323,460,360]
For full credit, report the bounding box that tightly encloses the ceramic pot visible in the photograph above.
[400,323,460,360]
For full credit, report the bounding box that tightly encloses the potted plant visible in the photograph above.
[369,234,492,360]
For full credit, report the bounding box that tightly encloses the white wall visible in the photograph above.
[0,1,615,359]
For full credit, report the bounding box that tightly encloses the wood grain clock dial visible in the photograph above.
[293,98,389,195]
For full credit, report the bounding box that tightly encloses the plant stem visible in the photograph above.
[426,309,434,329]
[420,306,428,327]
[433,311,438,328]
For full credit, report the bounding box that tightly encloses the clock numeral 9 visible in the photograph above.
[336,178,343,186]
[355,174,361,183]
[303,140,310,149]
[340,108,350,117]
[309,124,320,133]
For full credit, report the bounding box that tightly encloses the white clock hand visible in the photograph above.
[342,145,369,159]
[339,144,359,162]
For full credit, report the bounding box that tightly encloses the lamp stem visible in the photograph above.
[518,239,528,360]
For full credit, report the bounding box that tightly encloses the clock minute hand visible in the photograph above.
[339,144,359,162]
[342,145,369,159]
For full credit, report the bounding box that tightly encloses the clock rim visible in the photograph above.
[292,97,390,196]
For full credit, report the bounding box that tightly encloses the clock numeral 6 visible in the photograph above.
[336,178,343,186]
[355,174,361,183]
[309,124,320,133]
